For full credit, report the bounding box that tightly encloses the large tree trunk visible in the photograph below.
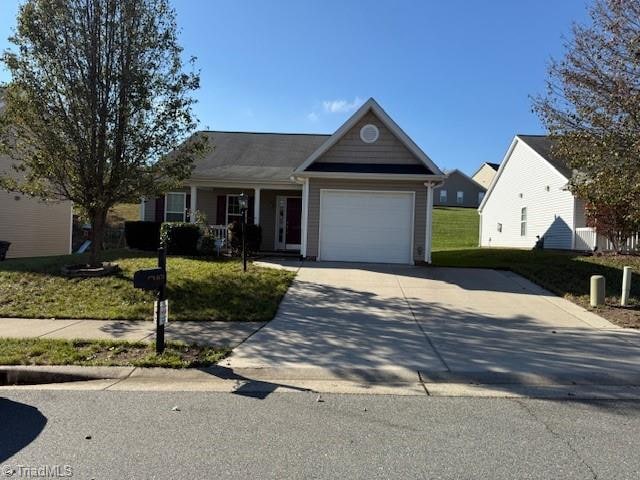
[89,209,108,266]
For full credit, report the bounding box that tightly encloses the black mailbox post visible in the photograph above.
[133,247,167,354]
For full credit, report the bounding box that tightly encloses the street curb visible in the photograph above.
[0,365,135,385]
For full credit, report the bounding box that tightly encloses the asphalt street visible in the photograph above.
[1,391,639,479]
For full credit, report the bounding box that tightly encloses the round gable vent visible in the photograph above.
[360,124,379,144]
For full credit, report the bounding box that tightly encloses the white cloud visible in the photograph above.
[322,96,363,114]
[306,112,319,122]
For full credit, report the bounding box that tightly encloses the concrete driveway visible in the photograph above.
[224,262,640,386]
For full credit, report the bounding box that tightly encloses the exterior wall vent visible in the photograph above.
[360,124,379,144]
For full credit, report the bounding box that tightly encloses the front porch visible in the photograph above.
[142,184,304,253]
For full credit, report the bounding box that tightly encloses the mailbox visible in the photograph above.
[133,268,166,290]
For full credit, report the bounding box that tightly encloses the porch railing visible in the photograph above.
[575,227,640,252]
[208,224,229,254]
[575,227,597,251]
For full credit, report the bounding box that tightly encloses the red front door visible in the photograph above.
[285,197,302,245]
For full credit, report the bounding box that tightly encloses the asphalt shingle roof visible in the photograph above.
[191,131,329,182]
[517,134,572,179]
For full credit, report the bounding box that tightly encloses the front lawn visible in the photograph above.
[433,248,640,327]
[0,338,228,368]
[0,250,295,321]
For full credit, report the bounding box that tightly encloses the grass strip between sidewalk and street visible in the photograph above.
[0,338,230,368]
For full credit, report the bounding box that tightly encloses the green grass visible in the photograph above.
[432,206,479,251]
[0,250,295,321]
[433,248,640,327]
[0,338,229,368]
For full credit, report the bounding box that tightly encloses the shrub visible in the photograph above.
[160,222,201,255]
[124,221,161,251]
[228,222,262,256]
[198,235,218,256]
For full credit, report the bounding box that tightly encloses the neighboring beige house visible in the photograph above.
[0,154,72,258]
[433,169,486,208]
[472,162,500,189]
[142,98,446,264]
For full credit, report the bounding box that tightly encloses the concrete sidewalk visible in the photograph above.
[0,317,264,347]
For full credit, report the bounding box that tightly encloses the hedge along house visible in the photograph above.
[142,98,445,264]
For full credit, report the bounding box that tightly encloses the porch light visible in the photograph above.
[238,193,249,211]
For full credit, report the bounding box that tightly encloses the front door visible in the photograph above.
[276,196,302,250]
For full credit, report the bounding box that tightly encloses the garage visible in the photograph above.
[318,190,414,264]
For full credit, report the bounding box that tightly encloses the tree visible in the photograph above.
[0,0,206,265]
[533,0,640,251]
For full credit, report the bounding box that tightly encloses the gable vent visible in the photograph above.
[360,124,379,144]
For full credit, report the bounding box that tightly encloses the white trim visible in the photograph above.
[274,195,303,251]
[425,184,434,263]
[189,186,198,223]
[164,192,187,222]
[69,203,74,254]
[225,194,243,226]
[478,136,519,213]
[139,198,145,221]
[254,187,261,225]
[186,178,302,190]
[294,171,445,181]
[294,98,444,176]
[360,124,379,143]
[301,178,309,257]
[478,135,569,213]
[317,188,415,265]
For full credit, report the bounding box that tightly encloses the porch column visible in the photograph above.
[190,185,197,223]
[139,197,145,221]
[424,182,435,264]
[254,187,261,225]
[301,178,309,257]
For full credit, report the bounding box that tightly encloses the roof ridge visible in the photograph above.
[199,130,331,136]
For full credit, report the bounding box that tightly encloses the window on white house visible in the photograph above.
[520,207,527,236]
[497,223,502,233]
[439,190,447,203]
[456,191,464,204]
[226,195,243,224]
[165,192,186,222]
[478,192,485,204]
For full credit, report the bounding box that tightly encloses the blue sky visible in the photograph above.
[0,0,590,175]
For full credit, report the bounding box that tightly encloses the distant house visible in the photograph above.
[478,135,610,251]
[0,154,72,258]
[472,162,500,189]
[433,169,486,208]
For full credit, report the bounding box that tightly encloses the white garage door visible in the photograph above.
[319,190,414,264]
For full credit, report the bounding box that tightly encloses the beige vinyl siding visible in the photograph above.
[480,140,575,250]
[142,198,155,221]
[306,178,426,262]
[0,154,71,258]
[472,164,498,190]
[0,191,71,258]
[318,112,422,165]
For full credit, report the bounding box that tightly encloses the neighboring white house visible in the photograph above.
[479,135,597,251]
